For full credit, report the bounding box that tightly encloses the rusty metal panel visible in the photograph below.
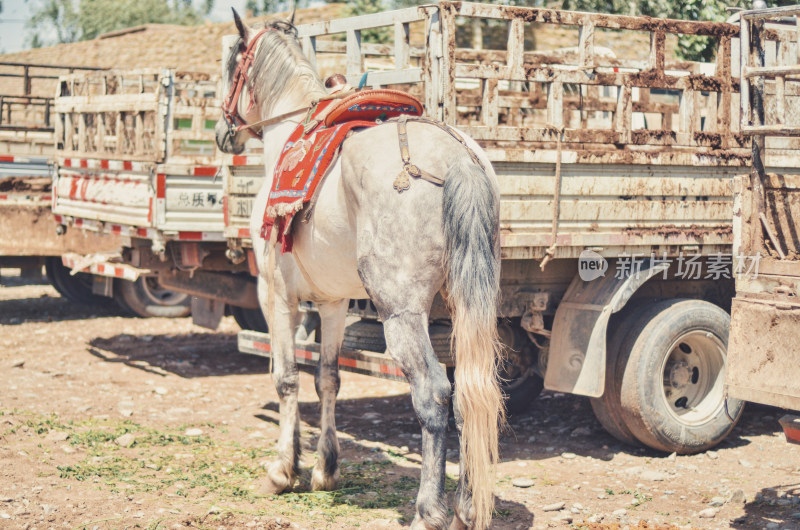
[728,295,800,410]
[0,204,119,256]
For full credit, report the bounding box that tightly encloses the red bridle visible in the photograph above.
[222,28,271,140]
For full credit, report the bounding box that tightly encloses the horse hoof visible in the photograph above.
[448,514,468,530]
[310,466,338,491]
[258,473,293,495]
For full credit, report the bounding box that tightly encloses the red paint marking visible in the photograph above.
[156,174,166,199]
[222,196,229,226]
[147,197,153,224]
[80,159,88,168]
[54,215,63,223]
[238,228,250,238]
[69,178,79,199]
[64,159,72,168]
[233,155,247,166]
[111,225,122,235]
[97,263,105,273]
[74,218,83,227]
[136,228,148,237]
[339,357,357,368]
[0,155,14,162]
[114,267,124,278]
[247,250,258,276]
[193,166,217,177]
[297,349,314,361]
[380,365,404,377]
[0,194,6,201]
[179,231,203,240]
[123,161,133,171]
[254,341,271,352]
[613,67,619,73]
[79,179,89,200]
[100,160,109,169]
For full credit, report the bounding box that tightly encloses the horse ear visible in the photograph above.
[289,1,296,25]
[232,8,249,43]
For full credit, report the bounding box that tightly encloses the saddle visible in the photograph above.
[323,89,422,127]
[262,89,424,252]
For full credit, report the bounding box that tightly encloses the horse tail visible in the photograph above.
[442,156,504,530]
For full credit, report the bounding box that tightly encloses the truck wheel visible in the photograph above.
[503,369,544,415]
[343,319,386,352]
[115,277,191,318]
[230,305,268,332]
[44,257,108,306]
[618,299,744,454]
[590,307,642,446]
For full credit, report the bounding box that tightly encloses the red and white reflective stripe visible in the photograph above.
[230,155,263,166]
[176,231,225,241]
[0,193,52,204]
[58,158,144,172]
[61,254,145,282]
[238,332,407,381]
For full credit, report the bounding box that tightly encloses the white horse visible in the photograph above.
[215,12,504,530]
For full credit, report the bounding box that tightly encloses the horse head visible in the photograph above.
[216,8,326,154]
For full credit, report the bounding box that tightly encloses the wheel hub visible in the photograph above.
[668,361,692,389]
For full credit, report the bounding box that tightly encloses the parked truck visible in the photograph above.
[52,1,800,453]
[0,61,193,317]
[0,61,122,303]
[727,5,800,443]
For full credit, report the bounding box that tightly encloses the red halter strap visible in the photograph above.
[222,28,271,139]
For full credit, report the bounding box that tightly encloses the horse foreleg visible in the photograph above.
[259,272,301,494]
[383,311,450,530]
[311,299,347,491]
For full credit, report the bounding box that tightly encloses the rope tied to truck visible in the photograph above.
[540,125,565,271]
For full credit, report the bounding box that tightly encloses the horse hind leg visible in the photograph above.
[450,393,474,529]
[258,273,301,494]
[382,311,451,530]
[310,299,348,491]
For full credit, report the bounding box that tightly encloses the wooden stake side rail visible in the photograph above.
[293,1,760,163]
[238,330,408,382]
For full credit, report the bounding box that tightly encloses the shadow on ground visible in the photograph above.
[88,332,270,378]
[0,293,121,325]
[732,483,800,529]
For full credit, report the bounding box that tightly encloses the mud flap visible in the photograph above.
[191,297,225,330]
[544,259,669,397]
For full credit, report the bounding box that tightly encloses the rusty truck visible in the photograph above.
[52,1,800,453]
[727,5,800,444]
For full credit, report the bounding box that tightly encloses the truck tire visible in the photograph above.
[230,305,268,332]
[115,277,191,318]
[617,299,744,454]
[590,306,642,446]
[343,319,386,352]
[44,257,108,306]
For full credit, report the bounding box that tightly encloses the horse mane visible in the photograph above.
[231,19,327,117]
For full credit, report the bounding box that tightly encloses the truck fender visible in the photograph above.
[543,258,669,397]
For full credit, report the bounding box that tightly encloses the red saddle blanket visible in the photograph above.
[262,89,423,252]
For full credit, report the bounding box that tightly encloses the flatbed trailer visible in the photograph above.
[727,5,800,444]
[54,1,800,453]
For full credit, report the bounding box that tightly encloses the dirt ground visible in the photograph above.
[1,268,800,530]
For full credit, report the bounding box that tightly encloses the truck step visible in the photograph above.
[237,330,407,382]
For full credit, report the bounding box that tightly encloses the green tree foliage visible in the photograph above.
[28,0,214,47]
[244,0,314,16]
